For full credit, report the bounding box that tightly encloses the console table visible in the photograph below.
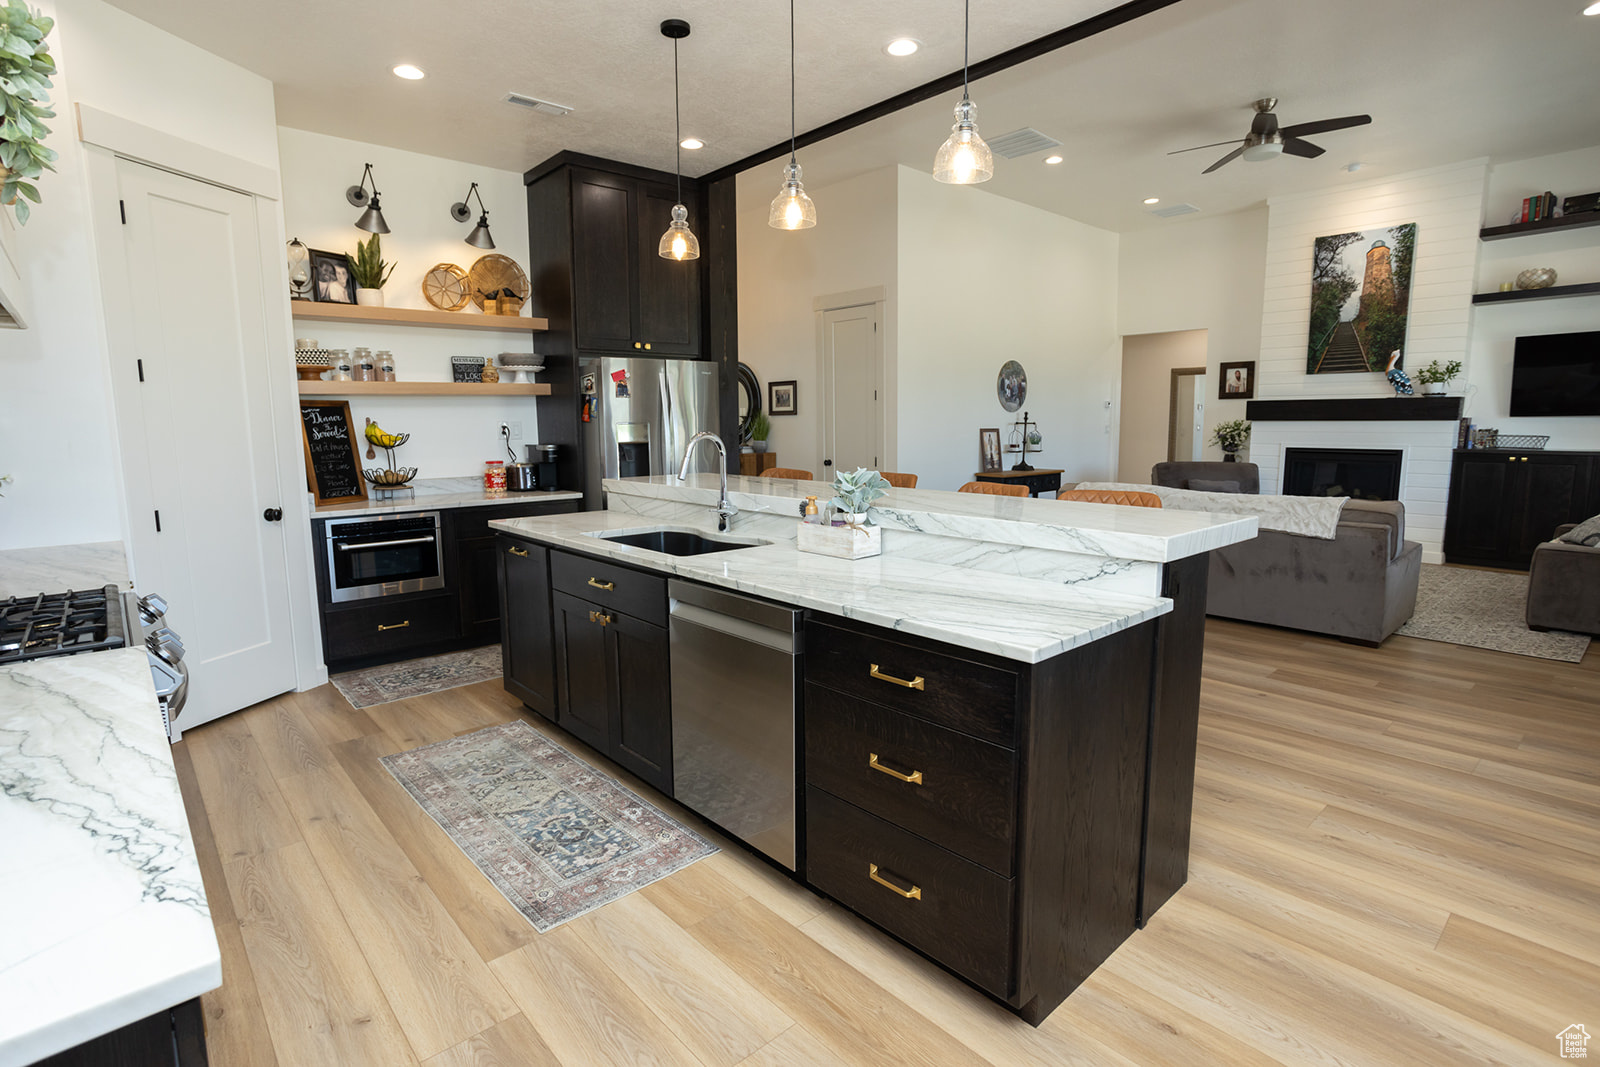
[974,468,1063,497]
[740,452,778,477]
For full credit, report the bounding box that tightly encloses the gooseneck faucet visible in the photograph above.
[679,431,739,531]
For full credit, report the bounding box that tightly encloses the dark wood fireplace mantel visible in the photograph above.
[1245,397,1463,422]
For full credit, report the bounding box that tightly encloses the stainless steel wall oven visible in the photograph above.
[323,512,445,603]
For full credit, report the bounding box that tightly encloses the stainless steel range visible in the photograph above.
[0,585,189,740]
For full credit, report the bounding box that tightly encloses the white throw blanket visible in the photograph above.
[1074,482,1350,539]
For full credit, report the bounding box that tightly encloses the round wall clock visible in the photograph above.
[997,360,1028,412]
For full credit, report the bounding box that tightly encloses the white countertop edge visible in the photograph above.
[0,542,130,599]
[313,487,584,518]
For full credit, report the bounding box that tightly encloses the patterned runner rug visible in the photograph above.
[332,646,502,709]
[381,721,717,932]
[1397,564,1590,662]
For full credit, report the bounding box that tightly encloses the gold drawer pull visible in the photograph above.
[589,610,613,626]
[869,664,924,690]
[377,620,410,632]
[869,753,923,785]
[587,577,615,591]
[868,863,922,901]
[508,546,529,558]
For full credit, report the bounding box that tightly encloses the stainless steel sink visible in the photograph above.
[595,527,767,556]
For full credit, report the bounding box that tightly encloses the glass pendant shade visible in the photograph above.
[466,214,496,249]
[658,203,700,261]
[768,161,817,230]
[933,98,994,185]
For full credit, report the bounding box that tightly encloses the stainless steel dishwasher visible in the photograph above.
[668,579,802,870]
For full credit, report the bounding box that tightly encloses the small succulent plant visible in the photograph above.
[828,468,890,524]
[346,232,396,289]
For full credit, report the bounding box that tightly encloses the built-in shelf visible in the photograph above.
[1479,212,1600,241]
[1471,282,1600,305]
[289,300,548,333]
[297,381,550,397]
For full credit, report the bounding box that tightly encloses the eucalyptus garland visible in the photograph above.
[0,1,55,225]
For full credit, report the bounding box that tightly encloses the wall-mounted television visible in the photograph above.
[1509,331,1600,417]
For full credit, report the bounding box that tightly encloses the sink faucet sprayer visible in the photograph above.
[679,431,739,532]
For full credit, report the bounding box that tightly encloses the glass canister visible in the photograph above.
[377,350,396,382]
[484,460,506,493]
[352,346,375,382]
[329,349,352,381]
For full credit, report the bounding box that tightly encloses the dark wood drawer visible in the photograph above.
[322,593,457,665]
[805,619,1018,746]
[805,684,1016,875]
[551,550,667,627]
[806,786,1014,998]
[446,498,579,541]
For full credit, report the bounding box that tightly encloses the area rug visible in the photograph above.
[332,646,502,709]
[381,721,717,932]
[1397,564,1590,662]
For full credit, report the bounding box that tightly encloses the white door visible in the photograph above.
[819,304,881,476]
[115,159,296,727]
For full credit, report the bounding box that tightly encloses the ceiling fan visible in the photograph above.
[1170,98,1371,174]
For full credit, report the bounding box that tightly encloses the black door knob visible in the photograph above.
[263,507,283,522]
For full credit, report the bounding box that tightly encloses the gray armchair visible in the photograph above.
[1527,524,1600,635]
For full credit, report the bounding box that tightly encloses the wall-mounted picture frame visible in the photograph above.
[979,427,1002,473]
[1306,222,1417,374]
[309,248,356,304]
[769,380,798,415]
[1218,360,1256,399]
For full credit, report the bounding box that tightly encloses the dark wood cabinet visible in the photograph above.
[450,500,580,648]
[319,591,459,665]
[498,535,557,718]
[1444,450,1600,569]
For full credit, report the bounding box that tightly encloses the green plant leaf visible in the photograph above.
[15,179,37,202]
[13,197,27,225]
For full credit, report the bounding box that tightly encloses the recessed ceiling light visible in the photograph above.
[1143,197,1160,204]
[884,37,920,56]
[393,64,425,80]
[1586,1,1600,14]
[1043,155,1064,165]
[680,137,705,150]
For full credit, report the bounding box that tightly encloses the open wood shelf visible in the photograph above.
[297,381,550,397]
[1479,212,1600,241]
[289,300,547,332]
[1471,281,1600,305]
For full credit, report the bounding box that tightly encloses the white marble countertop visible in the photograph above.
[0,542,129,599]
[0,648,220,1067]
[492,510,1175,663]
[311,476,583,518]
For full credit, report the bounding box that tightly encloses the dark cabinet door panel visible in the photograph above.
[1519,456,1587,558]
[458,536,501,645]
[552,591,612,752]
[1445,451,1600,569]
[1444,454,1514,560]
[636,183,700,354]
[498,536,557,718]
[571,171,635,351]
[609,614,673,794]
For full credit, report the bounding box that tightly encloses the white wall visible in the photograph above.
[0,0,281,550]
[1118,330,1208,481]
[1118,206,1268,463]
[897,167,1121,490]
[735,165,897,472]
[278,128,541,475]
[1468,144,1600,449]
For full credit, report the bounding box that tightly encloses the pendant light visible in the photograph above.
[932,0,993,185]
[658,19,700,262]
[345,163,391,233]
[450,182,495,249]
[767,0,816,230]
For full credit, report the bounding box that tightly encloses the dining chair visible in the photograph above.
[879,472,918,488]
[1057,489,1163,508]
[958,481,1028,497]
[760,467,815,480]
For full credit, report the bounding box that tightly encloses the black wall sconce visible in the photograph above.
[345,163,390,233]
[450,182,494,249]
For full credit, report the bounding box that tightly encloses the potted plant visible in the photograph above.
[1211,418,1251,462]
[0,1,57,226]
[749,411,771,454]
[346,233,395,307]
[799,467,890,559]
[1414,359,1462,396]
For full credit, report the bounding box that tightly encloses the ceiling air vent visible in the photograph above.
[1148,202,1200,218]
[505,93,573,117]
[986,127,1062,159]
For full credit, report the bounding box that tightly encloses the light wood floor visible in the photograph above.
[173,621,1600,1066]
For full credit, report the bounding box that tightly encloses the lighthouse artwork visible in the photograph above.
[1306,222,1417,375]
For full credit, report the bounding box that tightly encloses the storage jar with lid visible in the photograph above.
[377,351,395,382]
[329,349,352,381]
[484,460,506,492]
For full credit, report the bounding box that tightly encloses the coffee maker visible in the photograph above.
[525,444,560,489]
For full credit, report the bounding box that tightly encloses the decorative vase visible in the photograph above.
[1222,447,1239,463]
[752,440,769,454]
[1421,380,1448,396]
[356,287,385,307]
[1515,267,1557,291]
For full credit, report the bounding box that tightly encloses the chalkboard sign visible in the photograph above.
[299,400,368,505]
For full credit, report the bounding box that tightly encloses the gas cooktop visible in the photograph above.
[0,585,129,665]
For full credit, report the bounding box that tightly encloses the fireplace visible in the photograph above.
[1282,448,1403,500]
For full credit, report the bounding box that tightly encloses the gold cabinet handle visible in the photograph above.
[634,342,642,349]
[869,753,923,785]
[868,863,921,901]
[589,610,613,626]
[377,620,410,632]
[869,664,924,690]
[644,342,652,350]
[508,546,529,558]
[587,578,615,592]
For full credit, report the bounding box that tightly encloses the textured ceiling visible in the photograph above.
[104,0,1600,231]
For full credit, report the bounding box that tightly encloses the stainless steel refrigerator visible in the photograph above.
[580,356,720,508]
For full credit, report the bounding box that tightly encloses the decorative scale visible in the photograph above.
[422,263,470,311]
[468,253,529,312]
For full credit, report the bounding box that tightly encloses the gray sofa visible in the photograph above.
[1151,462,1423,645]
[1526,523,1600,635]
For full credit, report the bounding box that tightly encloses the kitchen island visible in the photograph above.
[490,474,1256,1024]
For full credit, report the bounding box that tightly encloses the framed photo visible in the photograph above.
[1306,222,1416,374]
[1218,361,1256,399]
[979,427,1002,473]
[309,248,355,304]
[769,380,798,415]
